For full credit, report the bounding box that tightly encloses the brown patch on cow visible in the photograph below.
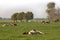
[23,32,28,35]
[41,21,45,24]
[46,21,50,24]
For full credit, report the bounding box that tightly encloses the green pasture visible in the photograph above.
[0,20,60,40]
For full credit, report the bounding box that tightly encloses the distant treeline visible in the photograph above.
[0,17,10,20]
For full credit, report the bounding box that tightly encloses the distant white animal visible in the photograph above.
[2,24,6,27]
[2,24,9,27]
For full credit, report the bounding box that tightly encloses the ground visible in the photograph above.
[0,20,60,40]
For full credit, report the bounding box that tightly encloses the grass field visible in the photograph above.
[0,20,60,40]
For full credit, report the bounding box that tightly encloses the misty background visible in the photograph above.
[0,0,60,18]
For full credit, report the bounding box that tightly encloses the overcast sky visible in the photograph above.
[0,0,60,18]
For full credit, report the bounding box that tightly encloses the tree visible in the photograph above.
[11,11,33,22]
[57,8,60,20]
[46,2,58,21]
[17,12,25,22]
[11,13,18,22]
[25,12,33,22]
[0,17,2,20]
[47,2,55,8]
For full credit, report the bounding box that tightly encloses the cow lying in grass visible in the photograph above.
[10,23,17,26]
[54,19,59,22]
[2,23,17,27]
[41,21,50,24]
[2,24,9,27]
[23,29,44,35]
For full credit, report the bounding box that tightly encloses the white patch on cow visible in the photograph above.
[28,20,31,22]
[2,24,6,27]
[28,29,44,34]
